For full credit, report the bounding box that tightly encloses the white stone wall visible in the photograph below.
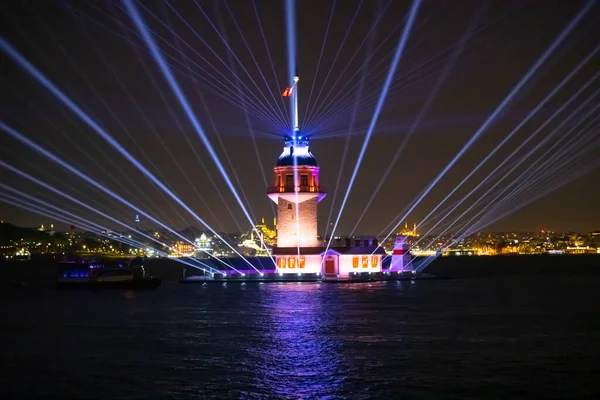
[339,254,381,277]
[390,238,414,271]
[276,254,322,274]
[277,197,319,248]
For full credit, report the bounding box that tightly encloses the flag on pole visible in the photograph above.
[282,87,294,97]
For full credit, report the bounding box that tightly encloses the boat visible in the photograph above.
[56,257,161,290]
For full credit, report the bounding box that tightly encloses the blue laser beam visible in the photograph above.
[0,194,214,274]
[323,0,385,241]
[442,136,600,257]
[0,37,261,271]
[425,96,600,245]
[0,122,245,273]
[121,0,274,265]
[377,0,596,252]
[466,154,600,238]
[439,116,599,247]
[323,0,422,259]
[413,72,600,248]
[349,2,487,237]
[0,176,220,273]
[414,48,600,238]
[414,155,600,272]
[0,192,165,254]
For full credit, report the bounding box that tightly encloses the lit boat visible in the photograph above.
[57,257,161,290]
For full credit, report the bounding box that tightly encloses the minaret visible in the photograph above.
[268,72,326,248]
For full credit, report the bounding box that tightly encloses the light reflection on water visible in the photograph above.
[1,277,600,399]
[255,283,350,398]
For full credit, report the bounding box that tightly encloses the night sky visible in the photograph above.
[1,0,599,236]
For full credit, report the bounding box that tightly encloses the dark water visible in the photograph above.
[2,274,600,399]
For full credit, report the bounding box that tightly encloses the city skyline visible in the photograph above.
[1,0,599,237]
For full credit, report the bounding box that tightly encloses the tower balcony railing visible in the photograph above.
[267,185,325,194]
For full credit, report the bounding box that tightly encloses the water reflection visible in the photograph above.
[250,283,353,398]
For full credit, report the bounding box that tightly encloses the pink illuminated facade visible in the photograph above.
[267,136,326,249]
[268,135,386,278]
[268,73,385,279]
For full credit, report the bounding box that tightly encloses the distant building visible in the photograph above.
[170,241,194,258]
[194,234,213,258]
[398,222,419,237]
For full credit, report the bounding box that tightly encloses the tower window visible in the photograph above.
[288,203,292,210]
[371,256,378,268]
[300,175,308,187]
[286,175,293,188]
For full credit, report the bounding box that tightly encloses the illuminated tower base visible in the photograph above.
[276,196,319,248]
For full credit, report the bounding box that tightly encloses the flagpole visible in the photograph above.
[293,69,299,133]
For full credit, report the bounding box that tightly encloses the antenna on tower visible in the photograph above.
[293,67,300,133]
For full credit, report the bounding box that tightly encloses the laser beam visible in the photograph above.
[121,0,274,265]
[377,0,596,252]
[0,122,248,273]
[324,0,422,261]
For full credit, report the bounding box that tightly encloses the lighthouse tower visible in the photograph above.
[390,235,414,272]
[267,72,326,250]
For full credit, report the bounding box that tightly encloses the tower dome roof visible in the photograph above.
[277,134,317,167]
